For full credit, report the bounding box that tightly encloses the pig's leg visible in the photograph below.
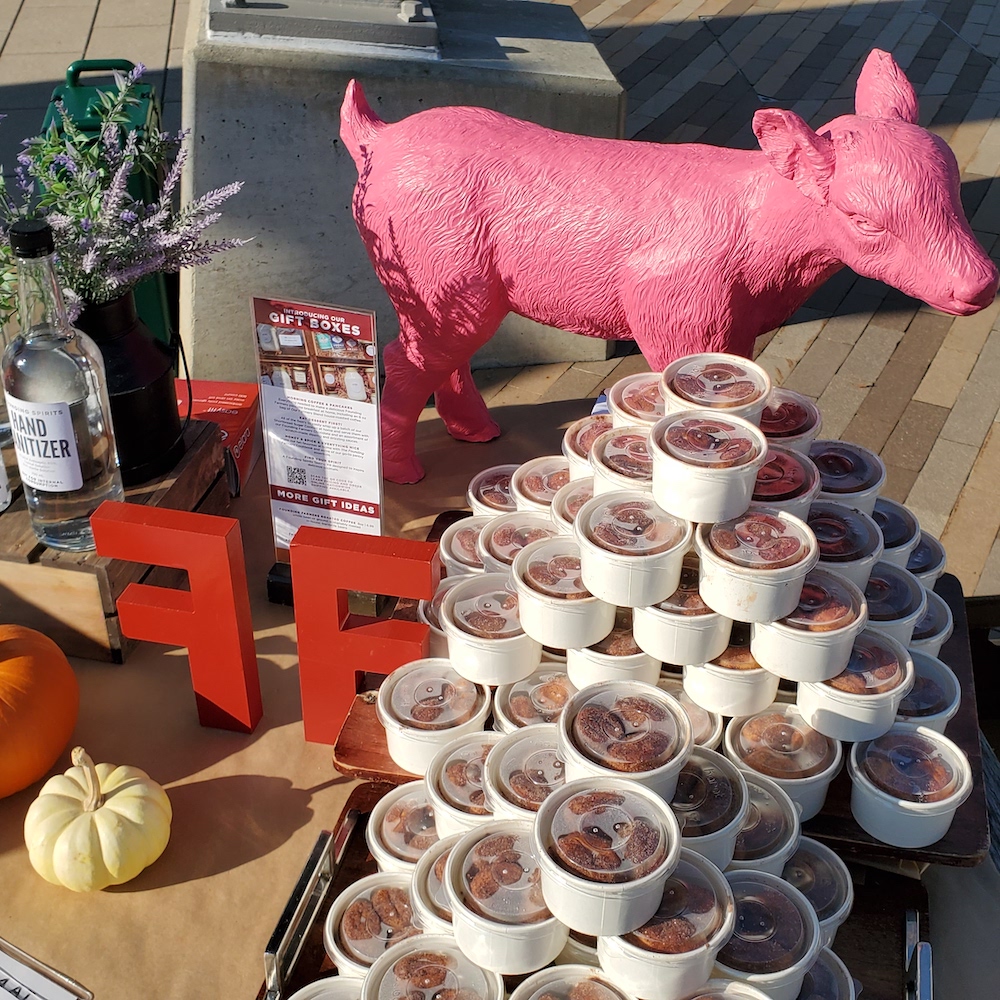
[435,363,501,443]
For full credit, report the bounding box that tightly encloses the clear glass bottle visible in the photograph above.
[4,220,124,550]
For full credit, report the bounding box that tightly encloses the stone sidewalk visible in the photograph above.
[0,0,997,593]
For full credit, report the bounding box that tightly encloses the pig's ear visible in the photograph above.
[753,108,835,205]
[855,49,919,123]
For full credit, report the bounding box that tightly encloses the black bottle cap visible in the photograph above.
[9,219,54,258]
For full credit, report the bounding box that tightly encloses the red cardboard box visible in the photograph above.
[176,380,262,495]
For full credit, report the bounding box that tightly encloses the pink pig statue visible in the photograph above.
[342,49,997,484]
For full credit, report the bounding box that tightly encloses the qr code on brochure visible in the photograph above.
[286,466,307,487]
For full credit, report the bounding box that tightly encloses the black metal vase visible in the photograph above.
[76,291,185,486]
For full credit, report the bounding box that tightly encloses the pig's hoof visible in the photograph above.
[383,453,425,484]
[447,417,502,443]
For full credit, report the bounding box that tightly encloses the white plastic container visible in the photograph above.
[666,982,772,1000]
[590,425,655,495]
[727,772,801,876]
[861,561,927,648]
[417,577,465,658]
[553,933,600,966]
[438,516,492,576]
[532,776,682,936]
[895,650,961,734]
[597,849,736,1000]
[609,372,667,428]
[714,870,821,1000]
[513,537,616,650]
[750,568,867,683]
[483,724,566,821]
[724,705,842,821]
[671,748,749,871]
[324,872,423,979]
[758,387,823,455]
[445,821,569,973]
[287,979,363,1000]
[367,780,439,873]
[871,497,921,569]
[809,440,886,516]
[658,676,724,750]
[650,410,769,524]
[467,464,519,517]
[551,478,595,534]
[359,934,504,1000]
[559,681,693,799]
[907,531,947,586]
[807,501,885,591]
[563,413,614,480]
[695,508,819,624]
[574,491,692,608]
[409,834,461,935]
[376,659,491,775]
[509,965,639,1000]
[750,445,821,521]
[441,573,543,685]
[566,608,661,689]
[796,948,857,1000]
[796,629,915,743]
[907,588,954,658]
[512,456,573,513]
[848,723,973,848]
[660,353,771,425]
[477,511,559,574]
[425,730,504,836]
[493,668,577,733]
[633,552,733,668]
[683,624,780,718]
[781,837,854,950]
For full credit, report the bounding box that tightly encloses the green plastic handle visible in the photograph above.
[65,59,136,89]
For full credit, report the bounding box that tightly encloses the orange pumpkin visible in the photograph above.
[0,625,79,799]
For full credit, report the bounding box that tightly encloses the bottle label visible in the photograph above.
[278,333,303,347]
[6,397,83,492]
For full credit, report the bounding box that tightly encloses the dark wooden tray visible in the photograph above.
[255,782,928,1000]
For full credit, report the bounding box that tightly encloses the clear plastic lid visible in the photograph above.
[657,552,712,616]
[624,857,726,953]
[498,669,576,727]
[734,709,837,779]
[782,840,850,924]
[859,728,962,803]
[522,538,591,600]
[668,357,767,408]
[564,413,614,462]
[389,662,485,730]
[382,787,439,862]
[552,478,594,528]
[826,631,906,695]
[753,447,820,502]
[515,457,572,507]
[897,656,952,718]
[781,568,862,632]
[441,517,490,570]
[449,577,524,639]
[872,497,920,551]
[907,532,946,577]
[709,509,812,570]
[661,415,760,468]
[423,840,455,921]
[759,388,820,440]
[438,738,500,815]
[589,607,642,656]
[910,589,950,642]
[797,951,851,1000]
[671,750,743,837]
[864,562,924,622]
[521,971,630,1000]
[662,683,720,746]
[497,730,566,811]
[549,785,668,883]
[420,578,462,633]
[732,778,796,861]
[484,512,558,566]
[809,441,884,495]
[339,880,422,964]
[712,622,762,671]
[468,465,519,513]
[583,494,686,556]
[377,942,495,1000]
[594,428,654,481]
[570,688,682,773]
[461,828,551,924]
[616,373,666,422]
[720,875,811,974]
[808,502,882,564]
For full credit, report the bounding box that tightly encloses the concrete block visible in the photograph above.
[913,346,979,407]
[781,338,852,397]
[95,0,173,27]
[904,437,978,538]
[881,399,949,471]
[4,6,96,55]
[87,24,169,70]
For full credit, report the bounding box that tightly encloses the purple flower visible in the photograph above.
[120,209,138,223]
[80,218,92,232]
[52,153,77,174]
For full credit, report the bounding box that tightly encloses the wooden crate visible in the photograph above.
[0,419,228,662]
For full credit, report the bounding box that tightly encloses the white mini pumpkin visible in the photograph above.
[24,746,172,892]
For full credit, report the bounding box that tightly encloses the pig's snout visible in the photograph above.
[950,264,999,313]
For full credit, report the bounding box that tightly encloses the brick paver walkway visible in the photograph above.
[0,0,996,594]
